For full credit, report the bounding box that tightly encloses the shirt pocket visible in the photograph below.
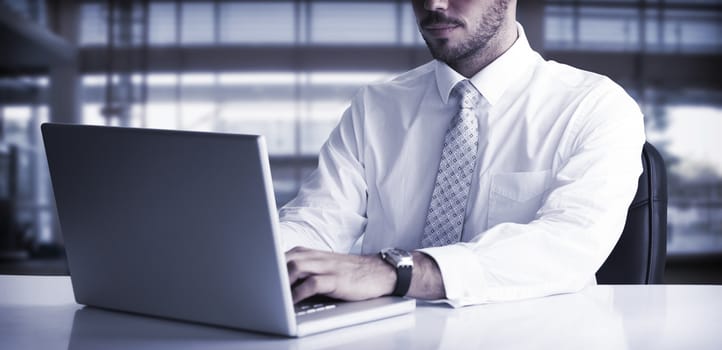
[488,170,552,228]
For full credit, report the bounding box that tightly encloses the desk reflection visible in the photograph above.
[66,285,638,349]
[67,306,415,350]
[414,286,631,350]
[3,275,713,350]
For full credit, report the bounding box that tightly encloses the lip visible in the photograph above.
[422,24,461,37]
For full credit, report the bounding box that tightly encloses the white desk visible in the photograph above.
[1,275,720,349]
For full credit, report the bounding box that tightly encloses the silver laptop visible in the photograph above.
[41,123,415,337]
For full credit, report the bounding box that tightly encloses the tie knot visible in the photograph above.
[451,80,480,110]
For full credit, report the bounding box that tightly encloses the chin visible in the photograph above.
[429,46,460,63]
[424,36,468,61]
[424,40,452,60]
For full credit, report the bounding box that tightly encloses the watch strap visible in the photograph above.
[392,265,412,297]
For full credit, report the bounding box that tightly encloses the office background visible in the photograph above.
[1,0,720,281]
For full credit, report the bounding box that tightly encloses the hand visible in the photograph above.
[285,246,396,303]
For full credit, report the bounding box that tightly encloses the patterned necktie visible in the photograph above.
[421,80,481,248]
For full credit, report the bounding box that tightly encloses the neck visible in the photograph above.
[448,21,519,78]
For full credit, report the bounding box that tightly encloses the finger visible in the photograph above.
[292,275,336,304]
[286,258,332,286]
[285,246,325,261]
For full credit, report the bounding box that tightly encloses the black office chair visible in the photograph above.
[596,142,667,284]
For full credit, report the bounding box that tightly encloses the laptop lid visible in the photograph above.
[42,123,297,335]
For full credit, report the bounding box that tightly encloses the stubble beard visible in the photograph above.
[422,0,510,66]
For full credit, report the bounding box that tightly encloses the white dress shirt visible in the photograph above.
[278,24,646,307]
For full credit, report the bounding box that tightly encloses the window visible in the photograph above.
[310,2,397,44]
[149,3,176,45]
[219,2,295,44]
[544,1,722,52]
[646,99,722,254]
[181,2,214,44]
[78,1,425,47]
[0,102,51,243]
[79,3,107,45]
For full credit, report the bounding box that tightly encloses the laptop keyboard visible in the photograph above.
[295,302,337,316]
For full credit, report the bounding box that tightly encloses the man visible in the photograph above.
[280,0,645,307]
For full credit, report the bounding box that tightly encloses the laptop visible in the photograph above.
[41,123,415,337]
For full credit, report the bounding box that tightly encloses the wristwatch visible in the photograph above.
[380,248,413,297]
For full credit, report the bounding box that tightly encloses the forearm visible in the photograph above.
[406,251,445,300]
[354,250,445,300]
[367,250,445,299]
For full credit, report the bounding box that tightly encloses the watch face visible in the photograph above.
[382,248,413,267]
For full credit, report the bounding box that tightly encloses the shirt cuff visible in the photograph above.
[417,244,487,308]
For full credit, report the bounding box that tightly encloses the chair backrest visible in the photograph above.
[596,142,667,284]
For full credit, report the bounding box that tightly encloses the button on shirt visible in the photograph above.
[278,24,646,307]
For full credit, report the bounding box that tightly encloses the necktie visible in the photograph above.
[421,80,481,248]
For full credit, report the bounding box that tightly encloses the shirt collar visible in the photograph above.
[435,22,537,106]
